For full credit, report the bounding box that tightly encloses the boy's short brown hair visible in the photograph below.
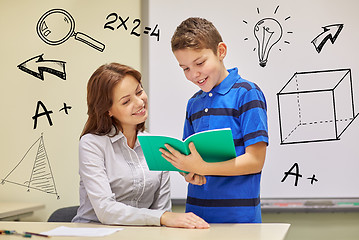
[171,17,223,54]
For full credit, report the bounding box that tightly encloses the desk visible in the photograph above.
[0,202,45,221]
[0,221,290,240]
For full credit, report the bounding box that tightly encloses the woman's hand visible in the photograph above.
[160,212,210,229]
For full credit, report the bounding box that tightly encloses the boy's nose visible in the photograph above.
[192,70,200,79]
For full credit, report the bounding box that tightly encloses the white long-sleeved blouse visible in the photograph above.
[72,130,172,225]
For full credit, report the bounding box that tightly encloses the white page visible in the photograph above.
[41,226,123,237]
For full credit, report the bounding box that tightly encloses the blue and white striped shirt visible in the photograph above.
[184,67,268,223]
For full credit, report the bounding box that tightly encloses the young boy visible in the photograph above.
[160,17,268,223]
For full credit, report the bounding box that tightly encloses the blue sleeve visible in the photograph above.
[239,88,269,148]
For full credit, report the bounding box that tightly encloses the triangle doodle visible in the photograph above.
[1,133,60,199]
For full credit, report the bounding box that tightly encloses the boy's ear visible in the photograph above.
[217,42,227,60]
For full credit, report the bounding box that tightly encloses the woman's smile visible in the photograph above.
[133,106,146,116]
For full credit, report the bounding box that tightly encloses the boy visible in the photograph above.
[160,17,268,223]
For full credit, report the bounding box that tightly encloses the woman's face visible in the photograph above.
[108,75,148,132]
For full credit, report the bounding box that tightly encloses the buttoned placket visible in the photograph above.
[122,140,145,208]
[202,92,214,129]
[204,92,213,113]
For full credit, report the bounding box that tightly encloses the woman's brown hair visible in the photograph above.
[81,63,145,138]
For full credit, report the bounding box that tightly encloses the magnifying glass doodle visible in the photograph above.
[36,9,105,52]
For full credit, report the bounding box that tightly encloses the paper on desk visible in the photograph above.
[40,226,123,237]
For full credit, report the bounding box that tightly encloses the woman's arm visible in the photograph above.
[79,136,164,225]
[79,135,209,228]
[149,171,172,211]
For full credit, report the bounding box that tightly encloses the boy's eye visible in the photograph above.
[183,67,189,71]
[197,61,204,66]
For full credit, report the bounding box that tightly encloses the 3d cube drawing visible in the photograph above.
[277,69,358,144]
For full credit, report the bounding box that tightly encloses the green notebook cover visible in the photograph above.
[138,128,237,172]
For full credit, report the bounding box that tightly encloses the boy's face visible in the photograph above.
[173,44,227,92]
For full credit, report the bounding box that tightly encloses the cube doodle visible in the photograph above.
[277,69,358,144]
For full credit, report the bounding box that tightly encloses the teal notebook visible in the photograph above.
[138,128,237,172]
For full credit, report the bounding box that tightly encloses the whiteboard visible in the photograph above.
[145,0,359,199]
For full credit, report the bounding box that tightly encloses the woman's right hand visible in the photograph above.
[160,212,210,229]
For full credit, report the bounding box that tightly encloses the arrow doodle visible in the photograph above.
[311,24,343,53]
[17,54,66,80]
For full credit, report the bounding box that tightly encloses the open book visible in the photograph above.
[138,128,236,172]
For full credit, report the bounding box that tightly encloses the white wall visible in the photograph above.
[0,0,142,221]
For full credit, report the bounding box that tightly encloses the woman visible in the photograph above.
[72,63,209,229]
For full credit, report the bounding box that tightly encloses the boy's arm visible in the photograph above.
[160,141,266,176]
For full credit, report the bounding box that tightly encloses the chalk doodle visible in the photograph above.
[37,8,105,52]
[59,103,72,114]
[104,13,160,41]
[311,24,344,53]
[243,5,292,67]
[277,69,359,144]
[281,162,302,186]
[32,101,54,129]
[1,133,60,199]
[281,162,318,186]
[32,101,73,129]
[17,54,66,81]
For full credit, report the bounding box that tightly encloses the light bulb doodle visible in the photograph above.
[243,5,292,68]
[254,18,283,67]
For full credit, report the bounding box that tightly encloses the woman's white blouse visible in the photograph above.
[72,131,172,225]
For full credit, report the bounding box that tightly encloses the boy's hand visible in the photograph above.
[160,142,206,174]
[180,172,206,185]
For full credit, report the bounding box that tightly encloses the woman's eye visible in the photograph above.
[122,100,130,105]
[137,89,143,95]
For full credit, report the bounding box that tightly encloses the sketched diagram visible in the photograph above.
[1,134,60,199]
[243,5,292,67]
[277,69,359,145]
[37,8,105,52]
[311,24,344,53]
[254,18,282,68]
[17,54,66,81]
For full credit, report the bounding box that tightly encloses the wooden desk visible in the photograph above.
[0,202,45,221]
[0,221,290,240]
